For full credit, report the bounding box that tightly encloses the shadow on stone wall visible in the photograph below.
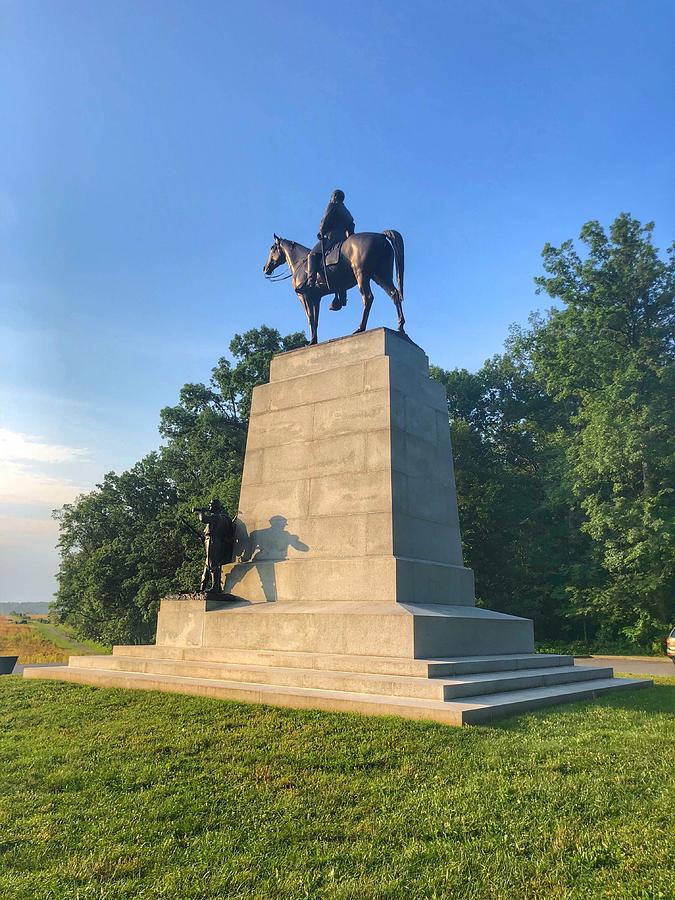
[228,516,309,602]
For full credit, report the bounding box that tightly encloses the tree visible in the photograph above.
[525,214,675,645]
[53,326,307,645]
[54,453,186,644]
[431,352,586,639]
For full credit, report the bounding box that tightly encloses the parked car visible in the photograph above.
[666,627,675,665]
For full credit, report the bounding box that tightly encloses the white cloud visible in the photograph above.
[0,461,86,506]
[0,428,89,508]
[0,427,89,464]
[0,514,59,546]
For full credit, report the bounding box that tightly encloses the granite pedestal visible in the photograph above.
[25,329,651,723]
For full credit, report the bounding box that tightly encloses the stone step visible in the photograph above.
[456,677,652,725]
[72,655,454,700]
[70,655,613,702]
[428,654,575,675]
[22,663,652,726]
[112,645,574,677]
[438,664,613,698]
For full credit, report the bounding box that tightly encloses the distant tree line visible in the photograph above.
[53,214,674,650]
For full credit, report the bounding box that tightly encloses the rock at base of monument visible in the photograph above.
[155,597,536,657]
[158,592,242,644]
[164,591,240,603]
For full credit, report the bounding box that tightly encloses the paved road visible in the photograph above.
[575,656,675,677]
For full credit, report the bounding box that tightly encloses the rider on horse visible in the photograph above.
[306,189,355,310]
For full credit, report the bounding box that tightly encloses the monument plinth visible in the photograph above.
[25,329,651,724]
[156,328,531,659]
[228,327,471,603]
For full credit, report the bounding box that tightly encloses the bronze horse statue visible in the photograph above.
[263,231,405,344]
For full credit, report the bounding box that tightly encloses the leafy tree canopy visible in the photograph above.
[518,214,674,643]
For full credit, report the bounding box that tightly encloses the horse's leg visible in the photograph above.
[372,274,405,333]
[297,292,314,341]
[307,294,319,344]
[312,296,320,343]
[354,273,374,333]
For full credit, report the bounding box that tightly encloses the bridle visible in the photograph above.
[264,268,293,282]
[264,240,307,282]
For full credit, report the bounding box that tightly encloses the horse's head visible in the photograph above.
[263,234,285,275]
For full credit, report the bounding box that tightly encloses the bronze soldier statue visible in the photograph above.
[192,498,235,592]
[306,189,355,310]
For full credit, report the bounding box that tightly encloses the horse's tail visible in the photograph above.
[383,230,404,300]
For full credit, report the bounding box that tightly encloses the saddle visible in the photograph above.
[324,240,343,267]
[298,241,345,293]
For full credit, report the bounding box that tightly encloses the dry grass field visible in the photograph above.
[0,616,107,664]
[0,615,70,663]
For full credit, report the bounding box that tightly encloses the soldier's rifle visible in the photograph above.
[177,515,205,544]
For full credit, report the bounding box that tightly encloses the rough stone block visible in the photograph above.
[312,389,390,439]
[364,355,390,392]
[403,396,438,442]
[390,429,452,484]
[395,559,475,606]
[233,513,369,561]
[365,429,391,471]
[270,330,391,382]
[309,468,392,517]
[241,448,264,485]
[365,512,393,556]
[246,404,314,449]
[156,597,205,647]
[255,361,366,413]
[392,515,463,566]
[436,409,452,447]
[260,433,366,484]
[238,478,310,523]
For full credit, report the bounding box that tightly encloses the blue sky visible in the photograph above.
[1,0,673,602]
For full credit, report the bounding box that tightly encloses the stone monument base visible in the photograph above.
[154,596,533,658]
[24,594,651,726]
[24,329,651,723]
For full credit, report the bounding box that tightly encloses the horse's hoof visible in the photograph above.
[310,338,318,345]
[353,328,364,334]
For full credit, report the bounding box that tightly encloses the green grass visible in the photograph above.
[30,620,110,655]
[1,678,673,899]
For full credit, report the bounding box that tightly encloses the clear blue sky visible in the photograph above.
[1,0,673,602]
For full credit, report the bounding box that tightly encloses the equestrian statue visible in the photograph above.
[263,189,405,345]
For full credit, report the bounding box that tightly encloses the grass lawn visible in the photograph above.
[1,677,673,899]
